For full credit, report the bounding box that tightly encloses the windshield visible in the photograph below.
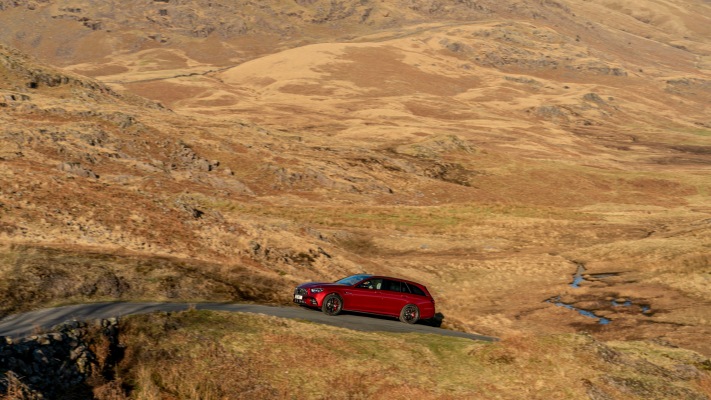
[335,274,372,286]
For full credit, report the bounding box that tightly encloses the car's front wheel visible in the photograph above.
[322,293,343,316]
[399,304,420,324]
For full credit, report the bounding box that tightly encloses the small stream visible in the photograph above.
[546,263,652,325]
[612,299,632,307]
[612,298,651,314]
[570,263,621,288]
[570,263,586,288]
[547,296,611,324]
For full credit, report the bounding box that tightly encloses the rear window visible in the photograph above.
[405,283,426,297]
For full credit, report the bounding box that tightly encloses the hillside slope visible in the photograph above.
[1,0,711,375]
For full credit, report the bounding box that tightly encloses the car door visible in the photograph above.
[344,278,383,313]
[379,279,409,316]
[404,282,435,317]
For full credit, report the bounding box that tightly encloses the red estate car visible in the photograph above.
[293,274,436,324]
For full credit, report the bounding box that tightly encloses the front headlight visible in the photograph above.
[310,288,324,293]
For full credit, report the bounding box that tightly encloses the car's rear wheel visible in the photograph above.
[322,293,343,316]
[399,304,420,324]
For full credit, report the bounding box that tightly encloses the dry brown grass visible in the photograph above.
[0,244,289,319]
[0,372,39,400]
[86,310,711,400]
[1,1,711,396]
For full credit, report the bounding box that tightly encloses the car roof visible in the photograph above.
[365,275,425,286]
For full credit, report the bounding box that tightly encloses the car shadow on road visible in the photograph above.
[421,312,445,327]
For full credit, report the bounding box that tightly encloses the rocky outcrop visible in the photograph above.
[247,240,332,267]
[0,318,121,399]
[58,162,99,179]
[0,45,115,95]
[172,142,220,172]
[0,0,50,11]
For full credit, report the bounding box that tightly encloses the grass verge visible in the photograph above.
[81,310,711,400]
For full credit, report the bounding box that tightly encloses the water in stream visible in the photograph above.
[550,264,652,324]
[547,296,611,325]
[570,263,586,288]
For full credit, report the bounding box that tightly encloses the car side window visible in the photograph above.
[400,282,411,294]
[357,278,383,290]
[405,283,426,296]
[384,279,402,292]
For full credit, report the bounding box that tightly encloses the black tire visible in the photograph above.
[321,293,343,316]
[399,304,420,324]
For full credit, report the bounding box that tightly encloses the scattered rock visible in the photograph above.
[0,318,121,398]
[174,199,206,219]
[173,142,220,171]
[423,161,473,186]
[583,92,606,105]
[2,93,31,103]
[58,162,99,179]
[584,66,627,76]
[247,241,331,267]
[395,134,475,158]
[533,105,573,122]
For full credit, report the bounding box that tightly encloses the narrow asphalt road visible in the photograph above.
[0,302,497,342]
